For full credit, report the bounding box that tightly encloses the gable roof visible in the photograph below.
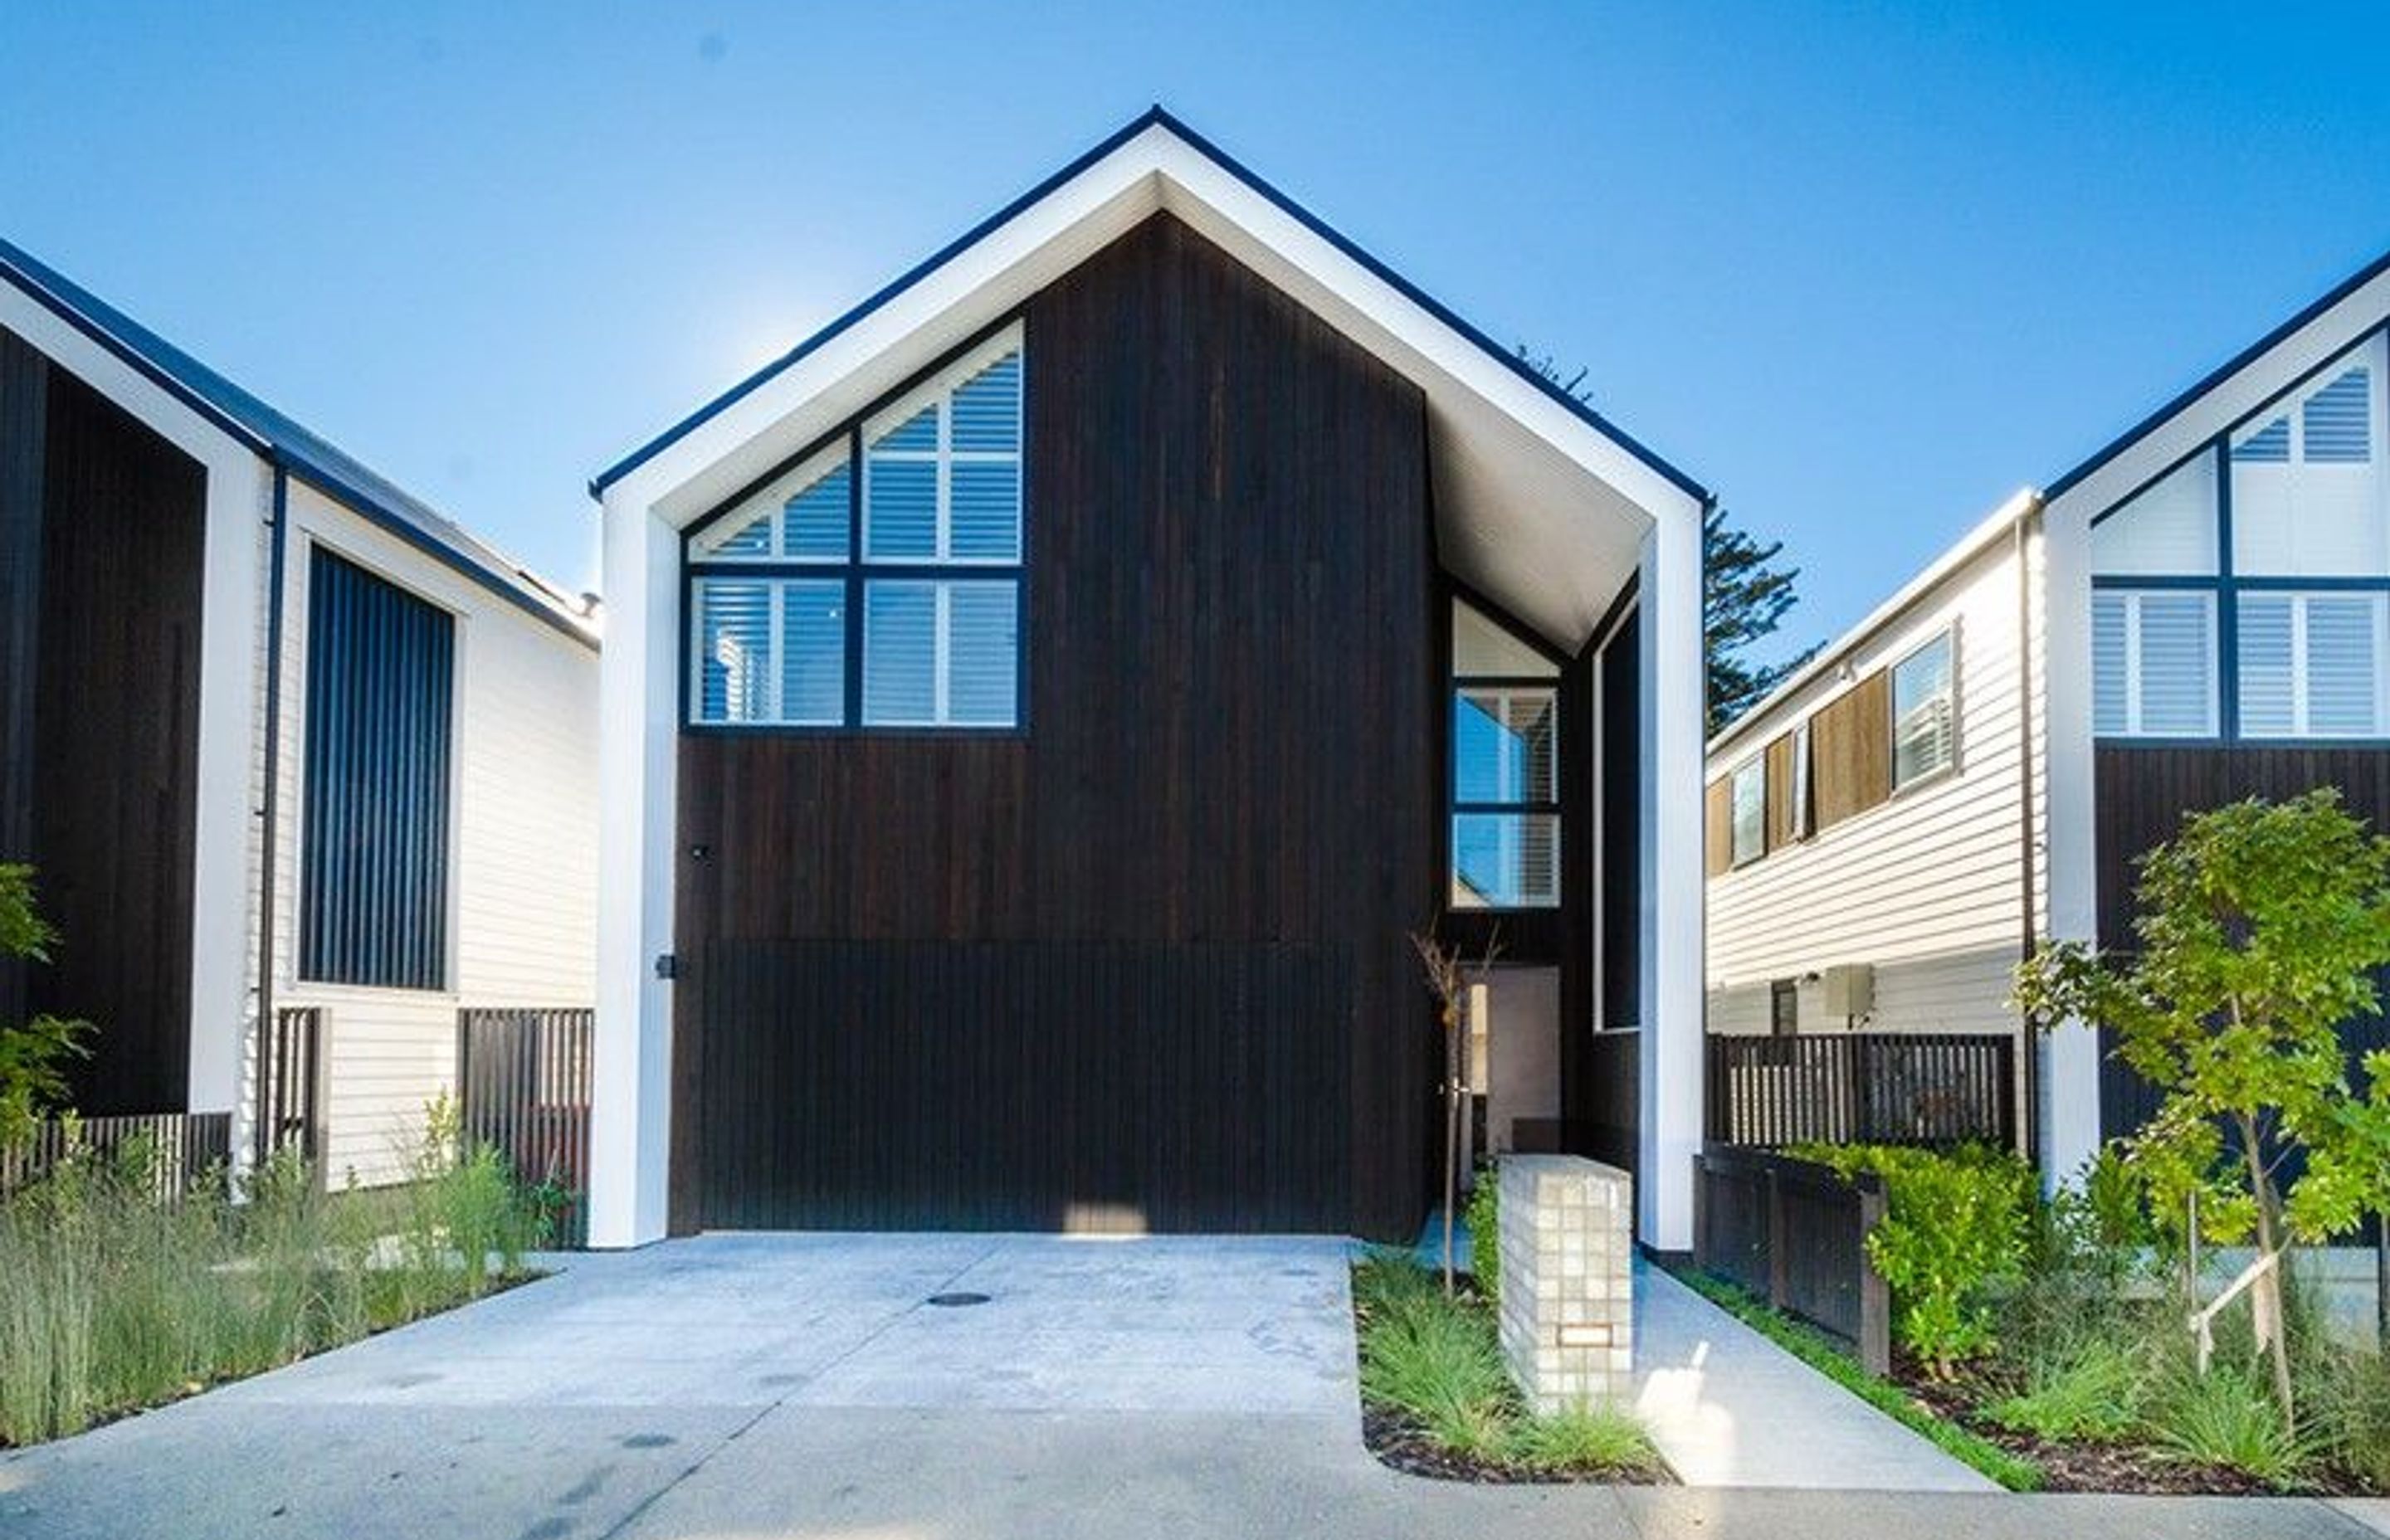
[2046,241,2390,506]
[596,107,1705,509]
[593,108,1709,651]
[0,235,595,645]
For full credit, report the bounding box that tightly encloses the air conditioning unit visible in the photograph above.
[1821,963,1875,1020]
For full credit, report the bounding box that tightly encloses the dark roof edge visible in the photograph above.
[0,236,596,649]
[2045,241,2390,502]
[590,105,1710,508]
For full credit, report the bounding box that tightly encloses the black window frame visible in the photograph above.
[1448,596,1566,913]
[680,317,1029,737]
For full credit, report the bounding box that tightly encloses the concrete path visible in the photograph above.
[0,1233,2371,1540]
[1633,1259,1998,1490]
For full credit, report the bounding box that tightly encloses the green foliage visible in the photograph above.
[1509,1402,1659,1474]
[2144,1357,2317,1485]
[1669,1265,2044,1490]
[1464,1170,1499,1299]
[1983,1334,2147,1444]
[1351,1254,1659,1477]
[0,1104,552,1447]
[2309,1343,2390,1490]
[1792,1142,2034,1378]
[0,865,93,1153]
[2015,791,2390,1247]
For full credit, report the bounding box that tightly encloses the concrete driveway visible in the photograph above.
[1,1233,2378,1540]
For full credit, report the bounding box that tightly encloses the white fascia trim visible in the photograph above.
[0,283,269,1122]
[1707,487,2043,763]
[2045,265,2390,534]
[610,122,1702,536]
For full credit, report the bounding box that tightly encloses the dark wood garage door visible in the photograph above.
[688,938,1354,1233]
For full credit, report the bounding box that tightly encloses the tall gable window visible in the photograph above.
[688,324,1023,729]
[300,549,453,990]
[2090,329,2390,743]
[1451,599,1560,909]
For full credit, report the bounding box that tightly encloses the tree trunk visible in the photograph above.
[1441,1011,1460,1295]
[2236,1111,2297,1435]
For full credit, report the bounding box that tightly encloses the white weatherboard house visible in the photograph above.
[0,237,599,1185]
[588,110,1710,1251]
[1704,246,2390,1184]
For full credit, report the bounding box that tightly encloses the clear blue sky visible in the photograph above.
[3,2,2387,651]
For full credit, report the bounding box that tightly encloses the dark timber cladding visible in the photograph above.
[2093,744,2390,1145]
[0,331,205,1114]
[674,212,1441,1237]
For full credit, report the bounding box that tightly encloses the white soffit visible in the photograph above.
[612,119,1700,652]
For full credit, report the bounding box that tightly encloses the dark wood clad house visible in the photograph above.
[589,111,1712,1248]
[0,238,598,1182]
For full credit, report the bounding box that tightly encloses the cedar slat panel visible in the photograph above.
[1812,670,1891,829]
[1763,732,1797,850]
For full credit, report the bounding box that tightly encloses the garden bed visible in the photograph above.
[1349,1253,1671,1485]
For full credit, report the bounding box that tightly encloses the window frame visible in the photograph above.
[2087,323,2390,746]
[1888,626,1958,792]
[2232,588,2390,740]
[1448,596,1565,913]
[680,317,1029,736]
[2091,587,2222,740]
[1727,754,1766,867]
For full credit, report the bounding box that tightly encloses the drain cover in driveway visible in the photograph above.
[924,1291,992,1308]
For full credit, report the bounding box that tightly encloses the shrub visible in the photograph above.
[0,864,93,1153]
[1464,1169,1500,1299]
[1509,1403,1657,1473]
[1792,1143,2034,1379]
[2310,1344,2390,1490]
[1983,1333,2147,1443]
[2144,1357,2317,1485]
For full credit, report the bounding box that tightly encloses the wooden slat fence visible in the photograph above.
[457,1006,593,1247]
[256,1004,325,1169]
[1,1110,232,1202]
[1705,1031,2016,1150]
[1693,1142,1890,1373]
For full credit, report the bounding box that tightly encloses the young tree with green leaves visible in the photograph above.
[2014,790,2390,1432]
[1512,347,1816,733]
[0,864,91,1153]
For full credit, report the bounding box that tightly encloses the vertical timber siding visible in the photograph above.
[674,212,1441,1238]
[0,353,205,1114]
[2093,745,2390,1142]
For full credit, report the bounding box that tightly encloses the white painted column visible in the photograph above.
[189,455,271,1138]
[2039,505,2102,1190]
[589,495,680,1248]
[1637,509,1705,1251]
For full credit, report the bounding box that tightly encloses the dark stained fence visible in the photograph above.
[1693,1143,1890,1373]
[256,1005,325,1169]
[1705,1032,2017,1150]
[1,1111,232,1202]
[457,1007,593,1247]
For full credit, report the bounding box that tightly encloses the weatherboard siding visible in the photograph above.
[264,480,598,1184]
[1705,531,2046,1031]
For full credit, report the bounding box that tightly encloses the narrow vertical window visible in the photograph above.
[1890,630,1956,788]
[1729,756,1766,865]
[1451,599,1560,909]
[300,549,453,990]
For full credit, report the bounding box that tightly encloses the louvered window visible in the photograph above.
[686,324,1024,729]
[1890,631,1956,788]
[1450,600,1560,909]
[2231,337,2387,576]
[2092,590,2217,738]
[2236,592,2386,738]
[300,550,453,990]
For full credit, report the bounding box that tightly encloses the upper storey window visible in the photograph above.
[689,324,1024,729]
[1450,600,1560,909]
[2090,330,2390,742]
[2231,341,2384,576]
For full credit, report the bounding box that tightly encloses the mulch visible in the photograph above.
[1896,1361,2372,1498]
